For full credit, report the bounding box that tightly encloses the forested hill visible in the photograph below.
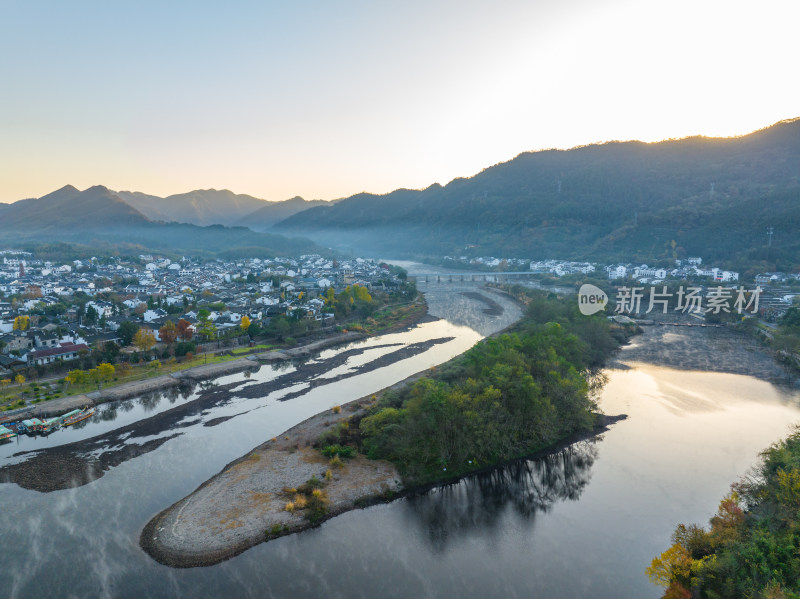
[0,185,321,258]
[275,119,800,268]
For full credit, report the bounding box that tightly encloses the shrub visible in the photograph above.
[304,475,323,490]
[304,488,329,523]
[321,444,355,459]
[331,404,342,414]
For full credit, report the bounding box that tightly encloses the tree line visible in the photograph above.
[648,428,800,598]
[319,288,635,485]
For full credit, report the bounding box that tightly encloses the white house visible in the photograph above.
[143,309,168,323]
[123,298,146,309]
[633,265,667,280]
[607,265,628,279]
[87,300,113,318]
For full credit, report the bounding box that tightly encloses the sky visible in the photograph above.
[1,0,798,203]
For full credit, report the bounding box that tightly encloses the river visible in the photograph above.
[1,271,798,598]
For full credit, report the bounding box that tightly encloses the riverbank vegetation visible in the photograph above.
[648,428,800,598]
[317,288,636,485]
[0,282,422,412]
[771,307,800,372]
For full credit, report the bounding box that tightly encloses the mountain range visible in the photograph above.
[0,185,320,257]
[2,118,799,267]
[274,118,800,268]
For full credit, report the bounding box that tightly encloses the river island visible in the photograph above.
[142,287,638,567]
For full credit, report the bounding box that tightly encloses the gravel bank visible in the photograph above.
[141,396,401,568]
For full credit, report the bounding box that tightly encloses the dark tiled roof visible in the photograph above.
[30,343,89,359]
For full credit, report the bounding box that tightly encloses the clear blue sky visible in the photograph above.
[1,0,798,203]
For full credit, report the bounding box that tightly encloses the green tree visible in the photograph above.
[118,321,139,346]
[196,318,216,341]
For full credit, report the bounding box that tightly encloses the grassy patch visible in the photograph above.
[280,476,330,522]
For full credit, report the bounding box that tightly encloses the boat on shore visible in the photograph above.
[61,407,95,427]
[41,417,62,434]
[0,425,16,442]
[19,416,60,435]
[13,407,95,436]
[19,418,45,434]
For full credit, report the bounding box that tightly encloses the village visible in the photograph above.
[443,254,799,319]
[1,247,798,386]
[0,250,410,385]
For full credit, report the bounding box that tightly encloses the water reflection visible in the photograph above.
[404,440,599,552]
[0,327,469,493]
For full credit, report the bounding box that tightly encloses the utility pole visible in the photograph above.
[767,226,774,265]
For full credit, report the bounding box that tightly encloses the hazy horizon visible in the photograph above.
[2,0,798,203]
[3,116,797,205]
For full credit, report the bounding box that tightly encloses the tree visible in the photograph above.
[240,315,251,332]
[12,315,30,331]
[14,374,25,386]
[133,328,157,353]
[96,362,115,385]
[176,318,194,341]
[270,317,290,341]
[354,285,372,303]
[0,378,11,390]
[85,305,98,325]
[159,320,178,345]
[118,321,139,346]
[197,318,216,341]
[65,369,87,388]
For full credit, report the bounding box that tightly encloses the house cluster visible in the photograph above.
[0,250,402,376]
[442,254,749,285]
[442,256,532,270]
[442,254,746,284]
[606,258,739,284]
[754,272,800,286]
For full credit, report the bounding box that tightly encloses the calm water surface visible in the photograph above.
[1,278,799,598]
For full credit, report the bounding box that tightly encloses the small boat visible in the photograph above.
[0,425,16,442]
[61,407,95,427]
[40,417,62,434]
[20,418,45,434]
